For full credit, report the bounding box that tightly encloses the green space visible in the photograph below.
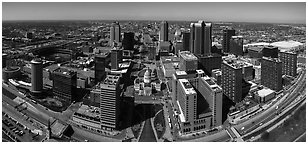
[258,104,306,142]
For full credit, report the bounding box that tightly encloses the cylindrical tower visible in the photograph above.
[31,59,43,95]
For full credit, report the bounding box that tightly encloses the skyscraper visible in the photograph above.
[182,32,190,51]
[110,22,121,46]
[159,21,168,41]
[122,32,135,50]
[261,57,283,91]
[31,59,43,95]
[52,68,77,105]
[190,21,212,55]
[100,74,122,130]
[111,49,122,70]
[221,57,253,103]
[222,28,236,53]
[221,60,243,103]
[95,54,107,83]
[230,36,244,56]
[172,70,222,134]
[198,76,223,126]
[204,23,212,54]
[279,51,297,77]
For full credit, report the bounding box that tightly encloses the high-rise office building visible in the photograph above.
[230,36,244,56]
[204,23,212,55]
[190,21,212,55]
[111,49,123,70]
[100,74,122,130]
[122,32,135,50]
[279,51,297,77]
[159,21,168,41]
[110,22,121,46]
[182,32,190,51]
[222,28,236,53]
[31,59,43,95]
[221,60,243,103]
[95,54,107,83]
[177,79,197,122]
[262,45,279,58]
[172,70,222,134]
[221,58,253,103]
[197,53,222,76]
[198,76,223,126]
[179,51,198,73]
[261,57,283,91]
[52,68,77,105]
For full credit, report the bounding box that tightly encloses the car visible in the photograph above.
[259,123,263,126]
[241,127,245,130]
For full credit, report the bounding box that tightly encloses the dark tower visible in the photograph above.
[222,28,236,53]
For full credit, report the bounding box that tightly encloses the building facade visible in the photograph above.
[189,21,212,55]
[222,29,236,53]
[197,53,222,76]
[95,54,106,83]
[31,59,43,95]
[100,74,122,131]
[261,57,283,91]
[110,22,121,46]
[279,51,297,77]
[159,21,168,41]
[52,68,77,105]
[262,45,279,58]
[230,36,243,56]
[179,51,198,73]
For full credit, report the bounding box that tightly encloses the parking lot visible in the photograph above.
[2,112,45,142]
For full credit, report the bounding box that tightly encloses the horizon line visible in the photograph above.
[2,19,306,25]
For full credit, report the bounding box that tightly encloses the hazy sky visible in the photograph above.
[2,2,306,24]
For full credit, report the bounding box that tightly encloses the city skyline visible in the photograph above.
[2,2,306,24]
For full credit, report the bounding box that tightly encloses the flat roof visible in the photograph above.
[178,79,196,95]
[179,51,198,61]
[201,76,222,91]
[247,46,263,52]
[262,56,281,63]
[53,67,76,76]
[102,74,121,86]
[76,104,100,118]
[223,58,253,69]
[175,71,187,76]
[257,88,275,97]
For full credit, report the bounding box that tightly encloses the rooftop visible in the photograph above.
[270,40,304,49]
[264,45,278,49]
[223,58,253,69]
[179,79,196,95]
[262,56,281,63]
[247,46,264,52]
[231,35,243,39]
[175,71,187,76]
[179,51,198,61]
[201,76,222,91]
[101,74,121,86]
[257,88,275,97]
[76,104,100,118]
[53,67,76,76]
